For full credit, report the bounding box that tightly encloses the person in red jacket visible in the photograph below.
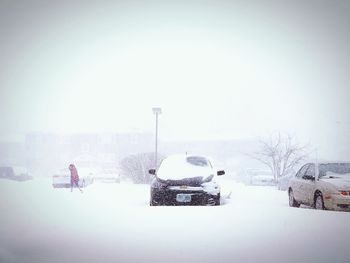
[69,164,83,193]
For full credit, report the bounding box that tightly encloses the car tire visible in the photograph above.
[314,192,325,210]
[215,193,221,206]
[150,191,159,206]
[289,189,300,207]
[150,199,159,206]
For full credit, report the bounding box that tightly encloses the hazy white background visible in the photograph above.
[1,0,350,158]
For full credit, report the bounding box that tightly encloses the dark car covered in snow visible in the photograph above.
[149,154,225,206]
[0,166,32,181]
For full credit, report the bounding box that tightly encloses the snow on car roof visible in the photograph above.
[157,154,214,181]
[309,160,350,164]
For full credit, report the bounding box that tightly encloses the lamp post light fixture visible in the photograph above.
[152,107,162,168]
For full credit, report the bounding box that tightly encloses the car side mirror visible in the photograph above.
[217,170,225,176]
[302,175,315,181]
[149,169,156,175]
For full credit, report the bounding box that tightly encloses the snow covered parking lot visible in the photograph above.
[1,178,350,263]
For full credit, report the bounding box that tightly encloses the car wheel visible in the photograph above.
[150,191,159,206]
[289,189,300,207]
[215,193,221,206]
[150,199,159,206]
[314,193,325,210]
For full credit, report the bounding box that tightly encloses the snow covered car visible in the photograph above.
[244,168,275,186]
[93,168,121,183]
[251,175,275,186]
[52,167,94,188]
[250,174,275,186]
[149,154,225,206]
[288,162,350,211]
[0,166,32,181]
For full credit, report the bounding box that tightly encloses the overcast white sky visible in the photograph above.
[1,0,350,157]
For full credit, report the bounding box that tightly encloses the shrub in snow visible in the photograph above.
[119,152,165,184]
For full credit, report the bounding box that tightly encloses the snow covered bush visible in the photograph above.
[119,152,165,184]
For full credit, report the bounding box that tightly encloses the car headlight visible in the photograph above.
[202,174,214,183]
[339,191,350,196]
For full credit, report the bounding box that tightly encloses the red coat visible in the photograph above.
[70,166,79,183]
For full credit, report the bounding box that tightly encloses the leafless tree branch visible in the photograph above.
[250,132,309,182]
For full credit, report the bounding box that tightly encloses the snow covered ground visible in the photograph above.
[1,177,350,263]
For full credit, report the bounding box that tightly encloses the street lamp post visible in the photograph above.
[152,107,162,168]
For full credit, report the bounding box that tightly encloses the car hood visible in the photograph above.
[157,162,214,182]
[157,176,211,187]
[320,177,350,190]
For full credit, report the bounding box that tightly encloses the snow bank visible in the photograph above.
[0,178,350,263]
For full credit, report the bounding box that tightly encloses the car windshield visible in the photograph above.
[157,155,213,181]
[186,156,211,167]
[319,163,350,177]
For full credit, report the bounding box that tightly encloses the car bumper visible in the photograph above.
[151,187,220,206]
[324,194,350,212]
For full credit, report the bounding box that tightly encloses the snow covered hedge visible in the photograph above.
[119,152,165,184]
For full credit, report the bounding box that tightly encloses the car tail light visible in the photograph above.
[339,191,350,196]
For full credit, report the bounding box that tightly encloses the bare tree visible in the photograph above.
[119,152,165,184]
[252,133,309,182]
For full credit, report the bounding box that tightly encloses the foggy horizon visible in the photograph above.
[1,0,350,158]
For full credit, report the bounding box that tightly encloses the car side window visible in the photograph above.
[296,164,309,178]
[305,164,315,177]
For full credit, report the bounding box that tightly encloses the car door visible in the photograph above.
[300,164,316,206]
[292,164,310,202]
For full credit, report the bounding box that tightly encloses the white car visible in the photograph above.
[244,168,275,186]
[251,174,275,186]
[93,168,121,183]
[288,162,350,211]
[52,167,94,188]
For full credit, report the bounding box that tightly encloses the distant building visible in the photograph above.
[25,132,153,176]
